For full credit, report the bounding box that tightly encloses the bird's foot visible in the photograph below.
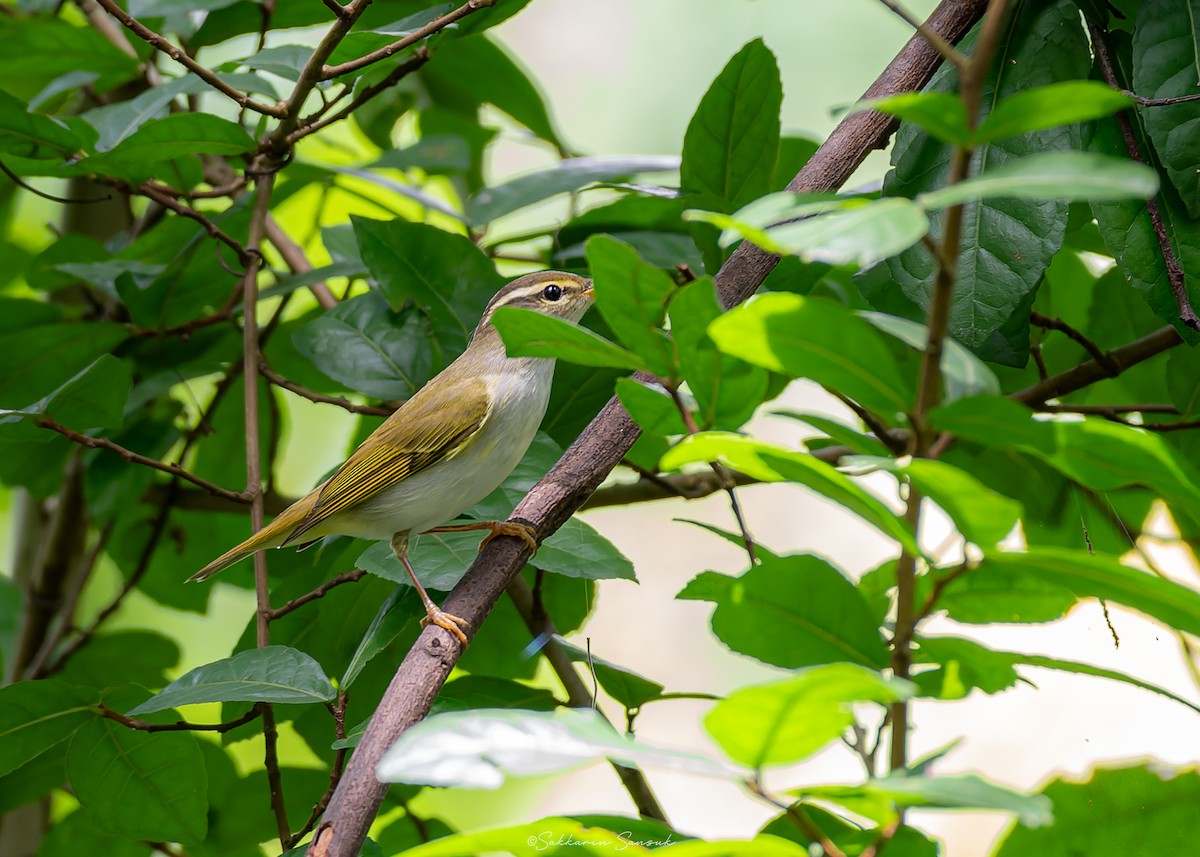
[421,607,470,645]
[479,521,538,553]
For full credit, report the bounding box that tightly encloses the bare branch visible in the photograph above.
[266,570,368,621]
[90,0,284,117]
[259,361,393,417]
[320,0,498,79]
[98,703,262,734]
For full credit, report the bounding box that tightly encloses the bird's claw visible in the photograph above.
[479,521,538,554]
[421,609,470,645]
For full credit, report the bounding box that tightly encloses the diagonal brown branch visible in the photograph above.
[306,2,990,854]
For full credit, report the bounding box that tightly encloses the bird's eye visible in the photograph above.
[541,284,563,302]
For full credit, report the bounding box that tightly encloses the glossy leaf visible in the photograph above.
[920,153,1158,209]
[663,432,917,553]
[376,708,734,788]
[680,38,782,211]
[1133,0,1200,216]
[678,554,889,668]
[0,680,95,778]
[704,665,913,769]
[709,293,913,418]
[467,155,679,225]
[493,305,645,370]
[973,81,1133,143]
[586,235,678,377]
[855,91,969,145]
[903,458,1022,547]
[858,1,1091,354]
[859,311,999,402]
[127,646,336,714]
[87,113,254,182]
[68,718,207,843]
[292,290,434,399]
[615,377,688,435]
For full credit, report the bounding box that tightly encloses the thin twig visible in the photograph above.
[0,160,108,204]
[266,570,368,621]
[259,361,393,416]
[1131,90,1200,108]
[746,777,847,857]
[35,417,251,504]
[126,179,254,266]
[98,704,262,733]
[876,0,969,70]
[320,0,498,79]
[91,0,284,117]
[264,215,338,310]
[1038,402,1177,416]
[1030,311,1118,373]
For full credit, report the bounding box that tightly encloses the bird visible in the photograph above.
[189,271,595,645]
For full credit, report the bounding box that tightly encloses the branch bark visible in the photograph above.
[307,2,988,854]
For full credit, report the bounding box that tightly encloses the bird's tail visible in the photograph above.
[187,498,315,582]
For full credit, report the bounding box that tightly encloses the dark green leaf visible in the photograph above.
[372,134,472,173]
[586,235,678,378]
[127,646,336,714]
[353,217,503,362]
[912,635,1023,699]
[0,87,82,157]
[292,290,434,399]
[432,675,559,716]
[859,311,999,402]
[677,554,889,668]
[341,586,422,689]
[0,680,95,778]
[68,718,207,843]
[680,38,782,211]
[1133,0,1200,216]
[535,517,637,581]
[0,17,137,94]
[492,305,645,370]
[44,354,132,430]
[31,809,153,857]
[858,1,1091,351]
[704,664,913,769]
[709,293,913,418]
[239,44,312,80]
[0,322,127,409]
[87,113,253,182]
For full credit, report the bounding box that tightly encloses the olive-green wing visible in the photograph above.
[282,378,489,545]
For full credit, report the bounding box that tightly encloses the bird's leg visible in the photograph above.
[391,532,469,646]
[424,520,539,553]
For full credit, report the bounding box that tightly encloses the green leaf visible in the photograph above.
[432,675,559,716]
[858,1,1092,353]
[693,197,930,267]
[859,311,999,402]
[0,17,137,94]
[421,34,563,149]
[239,43,312,80]
[994,765,1200,855]
[662,432,918,554]
[856,91,970,145]
[920,153,1158,209]
[703,664,913,769]
[553,637,667,709]
[33,808,154,857]
[0,680,95,778]
[341,585,422,689]
[681,38,782,211]
[912,635,1023,699]
[44,354,132,430]
[353,217,503,362]
[708,293,913,418]
[615,377,688,435]
[492,305,645,370]
[377,708,734,788]
[292,290,434,399]
[677,554,889,669]
[87,113,254,182]
[126,646,336,715]
[1014,651,1200,715]
[0,322,127,409]
[372,134,472,174]
[974,81,1134,143]
[467,155,678,226]
[924,559,1077,625]
[68,718,207,843]
[669,276,768,430]
[0,87,82,157]
[977,547,1200,637]
[535,517,638,581]
[586,235,678,378]
[373,817,681,857]
[1134,0,1200,217]
[891,457,1022,547]
[805,773,1053,827]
